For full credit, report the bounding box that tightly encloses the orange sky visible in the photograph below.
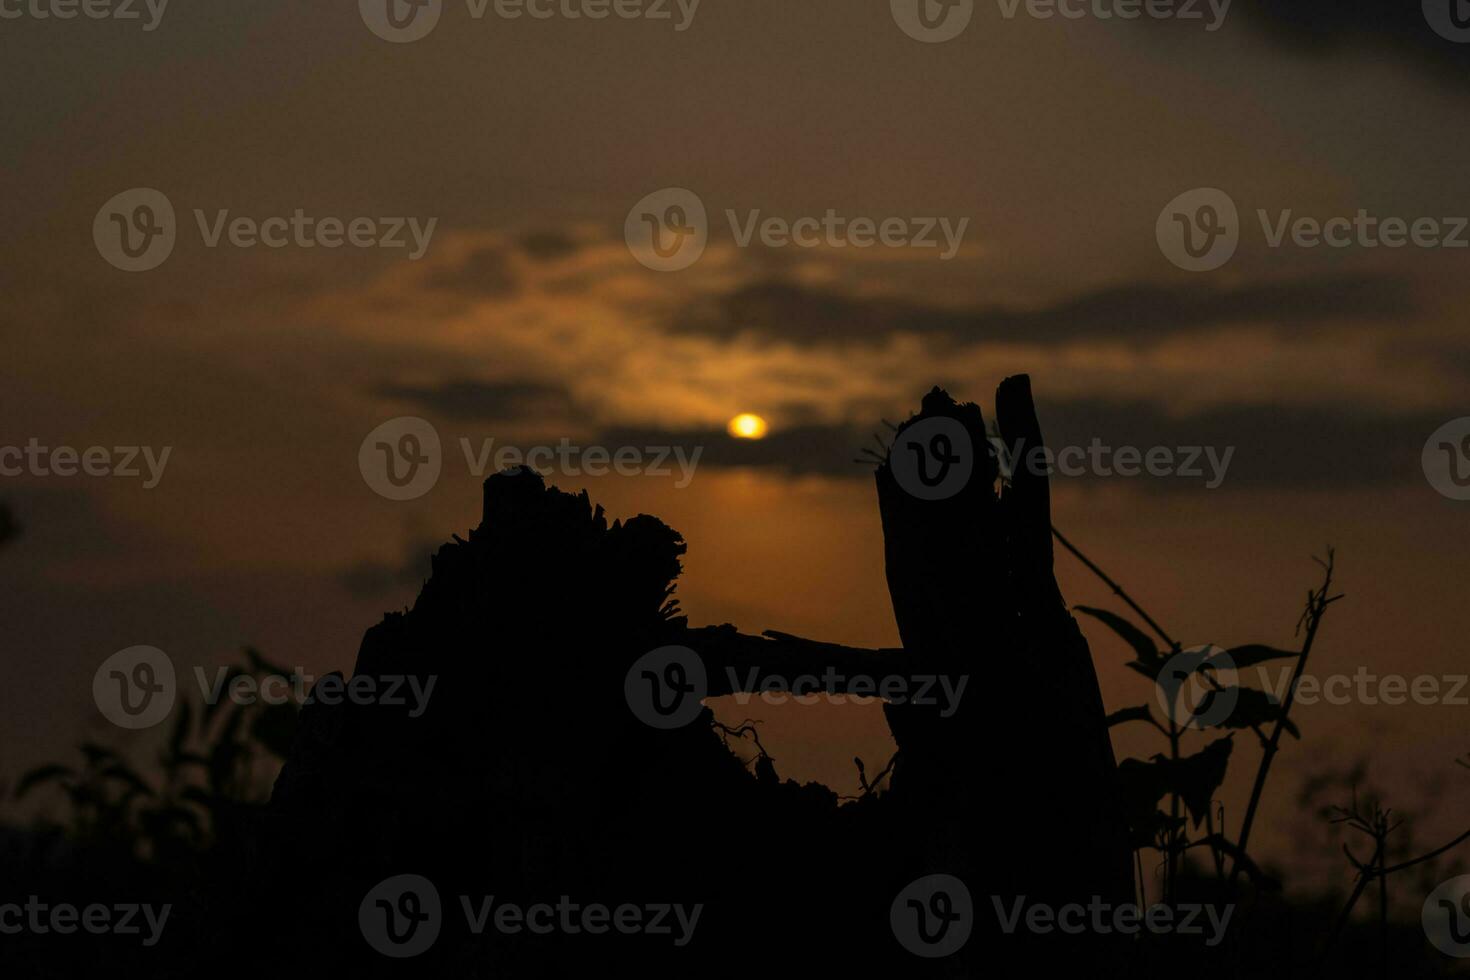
[3,0,1469,905]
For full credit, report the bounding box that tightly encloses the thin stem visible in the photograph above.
[1052,526,1179,652]
[1168,717,1180,902]
[1378,831,1387,980]
[1321,835,1381,968]
[1052,524,1184,901]
[1347,824,1470,878]
[1231,550,1341,887]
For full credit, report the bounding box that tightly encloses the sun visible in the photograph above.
[727,413,769,440]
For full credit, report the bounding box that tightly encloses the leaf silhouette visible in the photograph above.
[14,764,74,800]
[1213,644,1299,669]
[1169,736,1235,825]
[1202,686,1301,738]
[1105,705,1155,728]
[1075,606,1161,663]
[1116,736,1234,829]
[1124,659,1164,682]
[1187,834,1281,891]
[97,762,156,799]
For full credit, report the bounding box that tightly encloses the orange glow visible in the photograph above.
[727,413,769,440]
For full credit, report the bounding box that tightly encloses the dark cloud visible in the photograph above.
[423,243,519,298]
[373,379,577,422]
[667,273,1413,346]
[589,398,1449,492]
[1031,398,1445,490]
[0,486,134,561]
[593,423,875,479]
[518,230,581,262]
[1225,0,1470,84]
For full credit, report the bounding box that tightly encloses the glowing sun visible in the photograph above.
[727,413,769,440]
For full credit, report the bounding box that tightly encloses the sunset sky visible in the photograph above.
[3,1,1469,899]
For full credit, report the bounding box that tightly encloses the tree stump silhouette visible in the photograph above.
[258,377,1133,976]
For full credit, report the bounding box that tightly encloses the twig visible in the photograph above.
[1230,550,1342,888]
[1052,526,1179,652]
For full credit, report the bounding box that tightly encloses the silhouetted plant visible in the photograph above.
[13,648,299,862]
[1059,534,1338,903]
[1320,778,1470,976]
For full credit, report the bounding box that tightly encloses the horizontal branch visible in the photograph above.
[680,625,921,699]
